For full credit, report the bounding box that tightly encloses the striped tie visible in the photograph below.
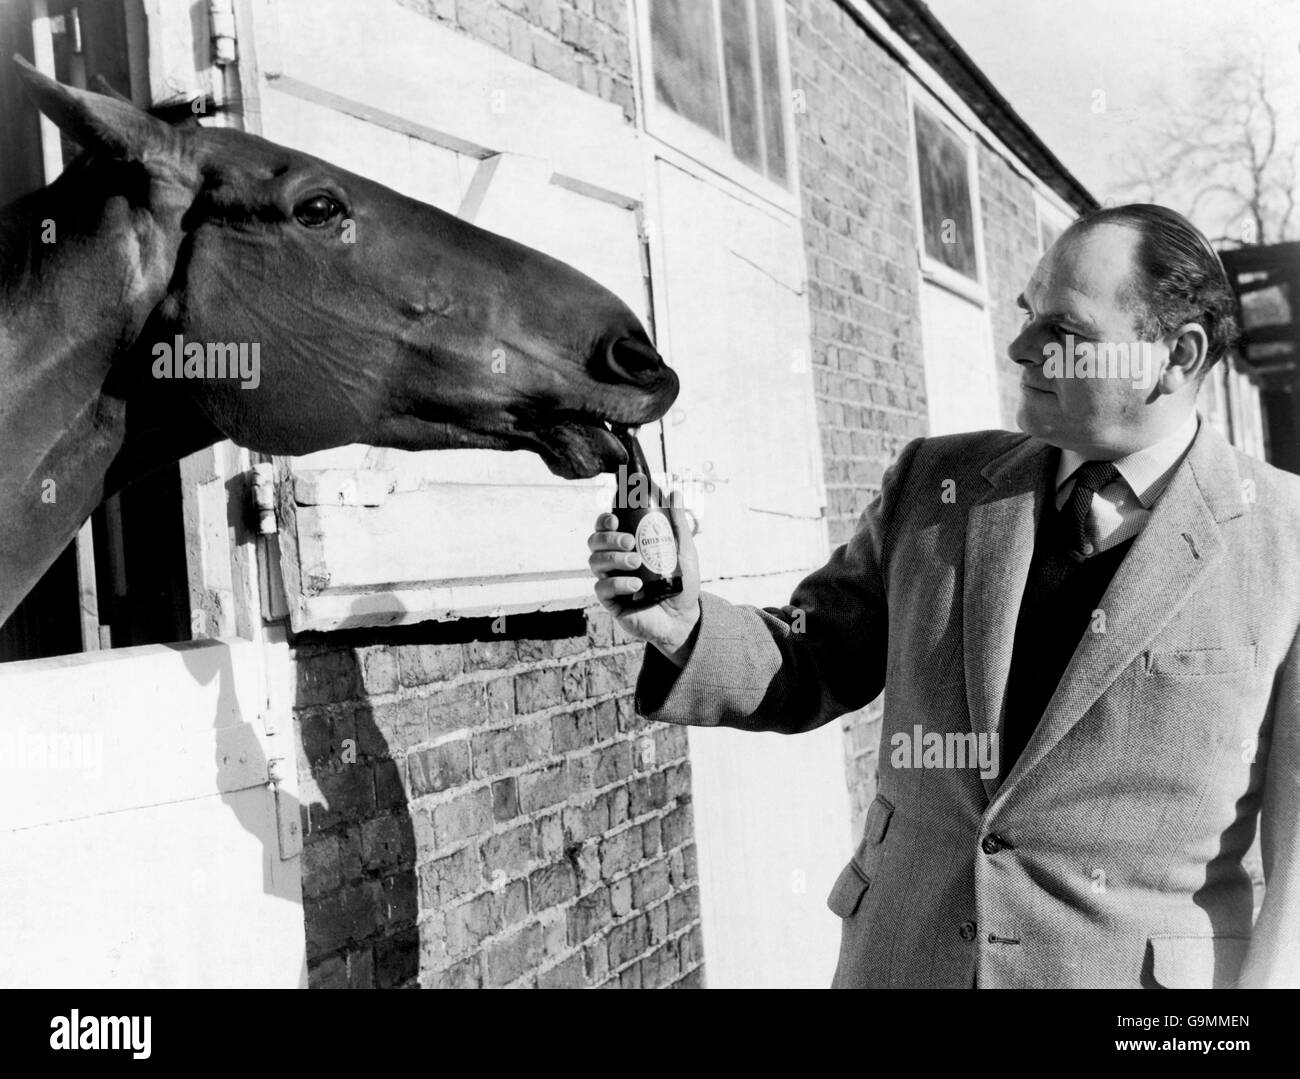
[1060,460,1119,557]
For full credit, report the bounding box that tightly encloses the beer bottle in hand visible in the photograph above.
[611,425,684,609]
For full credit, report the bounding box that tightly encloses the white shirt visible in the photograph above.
[1054,410,1200,556]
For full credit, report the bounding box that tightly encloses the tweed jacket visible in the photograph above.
[636,419,1300,988]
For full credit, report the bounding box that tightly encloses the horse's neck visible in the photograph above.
[0,179,140,624]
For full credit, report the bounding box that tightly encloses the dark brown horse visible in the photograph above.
[0,59,677,625]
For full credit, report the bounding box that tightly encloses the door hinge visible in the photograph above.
[250,462,278,535]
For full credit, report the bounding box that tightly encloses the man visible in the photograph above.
[587,205,1300,988]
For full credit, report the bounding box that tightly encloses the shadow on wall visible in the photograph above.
[290,607,594,989]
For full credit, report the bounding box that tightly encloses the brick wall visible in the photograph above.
[294,607,702,988]
[398,0,637,119]
[978,143,1043,429]
[786,0,929,835]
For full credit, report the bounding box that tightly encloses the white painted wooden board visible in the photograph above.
[0,639,304,987]
[685,573,854,988]
[651,158,827,584]
[254,10,656,631]
[918,280,1002,436]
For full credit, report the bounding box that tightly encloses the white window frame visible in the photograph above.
[633,0,800,216]
[906,83,989,307]
[1034,189,1073,256]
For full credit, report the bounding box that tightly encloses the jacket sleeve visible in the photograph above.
[633,437,922,735]
[1238,623,1300,988]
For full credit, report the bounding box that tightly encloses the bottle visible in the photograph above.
[610,425,683,609]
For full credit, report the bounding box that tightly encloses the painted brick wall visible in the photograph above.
[398,0,637,119]
[294,607,702,988]
[978,143,1043,429]
[786,0,928,835]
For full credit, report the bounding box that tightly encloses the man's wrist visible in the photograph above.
[652,603,701,669]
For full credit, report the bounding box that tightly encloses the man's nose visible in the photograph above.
[1007,326,1042,368]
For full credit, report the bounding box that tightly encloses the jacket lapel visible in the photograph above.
[963,436,1055,801]
[993,419,1247,798]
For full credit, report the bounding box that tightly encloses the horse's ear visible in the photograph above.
[13,54,176,162]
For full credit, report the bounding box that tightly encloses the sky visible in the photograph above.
[924,0,1300,232]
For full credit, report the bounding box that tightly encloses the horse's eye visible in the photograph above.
[293,194,344,228]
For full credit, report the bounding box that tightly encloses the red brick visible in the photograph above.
[628,771,668,816]
[538,953,586,989]
[375,927,419,988]
[661,803,692,850]
[515,667,563,713]
[361,813,415,871]
[426,680,487,737]
[360,697,426,757]
[518,762,568,812]
[608,914,648,967]
[492,776,520,821]
[295,649,359,706]
[396,642,463,686]
[418,847,479,908]
[480,821,533,878]
[567,887,612,943]
[356,646,400,694]
[464,639,516,670]
[633,862,670,907]
[408,740,471,796]
[431,786,494,846]
[471,722,550,777]
[486,924,544,987]
[529,861,577,910]
[599,826,642,877]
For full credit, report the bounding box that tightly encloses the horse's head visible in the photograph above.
[16,60,677,479]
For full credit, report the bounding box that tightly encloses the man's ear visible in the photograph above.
[1158,322,1211,393]
[13,54,178,162]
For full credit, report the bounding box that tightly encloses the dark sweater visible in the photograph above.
[999,504,1136,780]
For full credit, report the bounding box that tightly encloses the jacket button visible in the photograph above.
[959,920,977,941]
[981,834,1005,854]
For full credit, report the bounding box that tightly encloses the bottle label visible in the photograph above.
[635,511,678,577]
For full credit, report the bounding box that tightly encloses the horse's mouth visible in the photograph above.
[533,418,629,480]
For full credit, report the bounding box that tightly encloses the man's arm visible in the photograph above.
[632,437,923,735]
[1238,624,1300,988]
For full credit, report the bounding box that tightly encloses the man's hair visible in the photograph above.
[1064,203,1240,374]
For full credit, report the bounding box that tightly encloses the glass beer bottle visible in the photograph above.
[611,425,684,609]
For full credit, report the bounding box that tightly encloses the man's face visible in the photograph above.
[1010,223,1171,456]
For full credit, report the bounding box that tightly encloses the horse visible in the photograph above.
[0,58,678,626]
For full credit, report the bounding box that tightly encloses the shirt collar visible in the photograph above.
[1056,410,1200,509]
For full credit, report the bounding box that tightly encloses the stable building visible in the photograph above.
[0,0,1270,988]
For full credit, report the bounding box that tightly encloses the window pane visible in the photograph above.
[914,106,978,279]
[720,0,761,169]
[651,0,724,138]
[753,0,788,183]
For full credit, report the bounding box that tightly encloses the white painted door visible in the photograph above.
[648,154,850,987]
[0,631,303,987]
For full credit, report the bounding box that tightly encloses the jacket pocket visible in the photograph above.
[1145,645,1257,678]
[827,861,870,918]
[826,794,894,918]
[1148,935,1251,988]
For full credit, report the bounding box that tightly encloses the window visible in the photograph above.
[913,103,979,282]
[644,0,791,193]
[1035,192,1071,257]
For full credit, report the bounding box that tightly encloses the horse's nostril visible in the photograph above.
[604,336,663,385]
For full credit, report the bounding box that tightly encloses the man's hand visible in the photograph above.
[587,491,701,667]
